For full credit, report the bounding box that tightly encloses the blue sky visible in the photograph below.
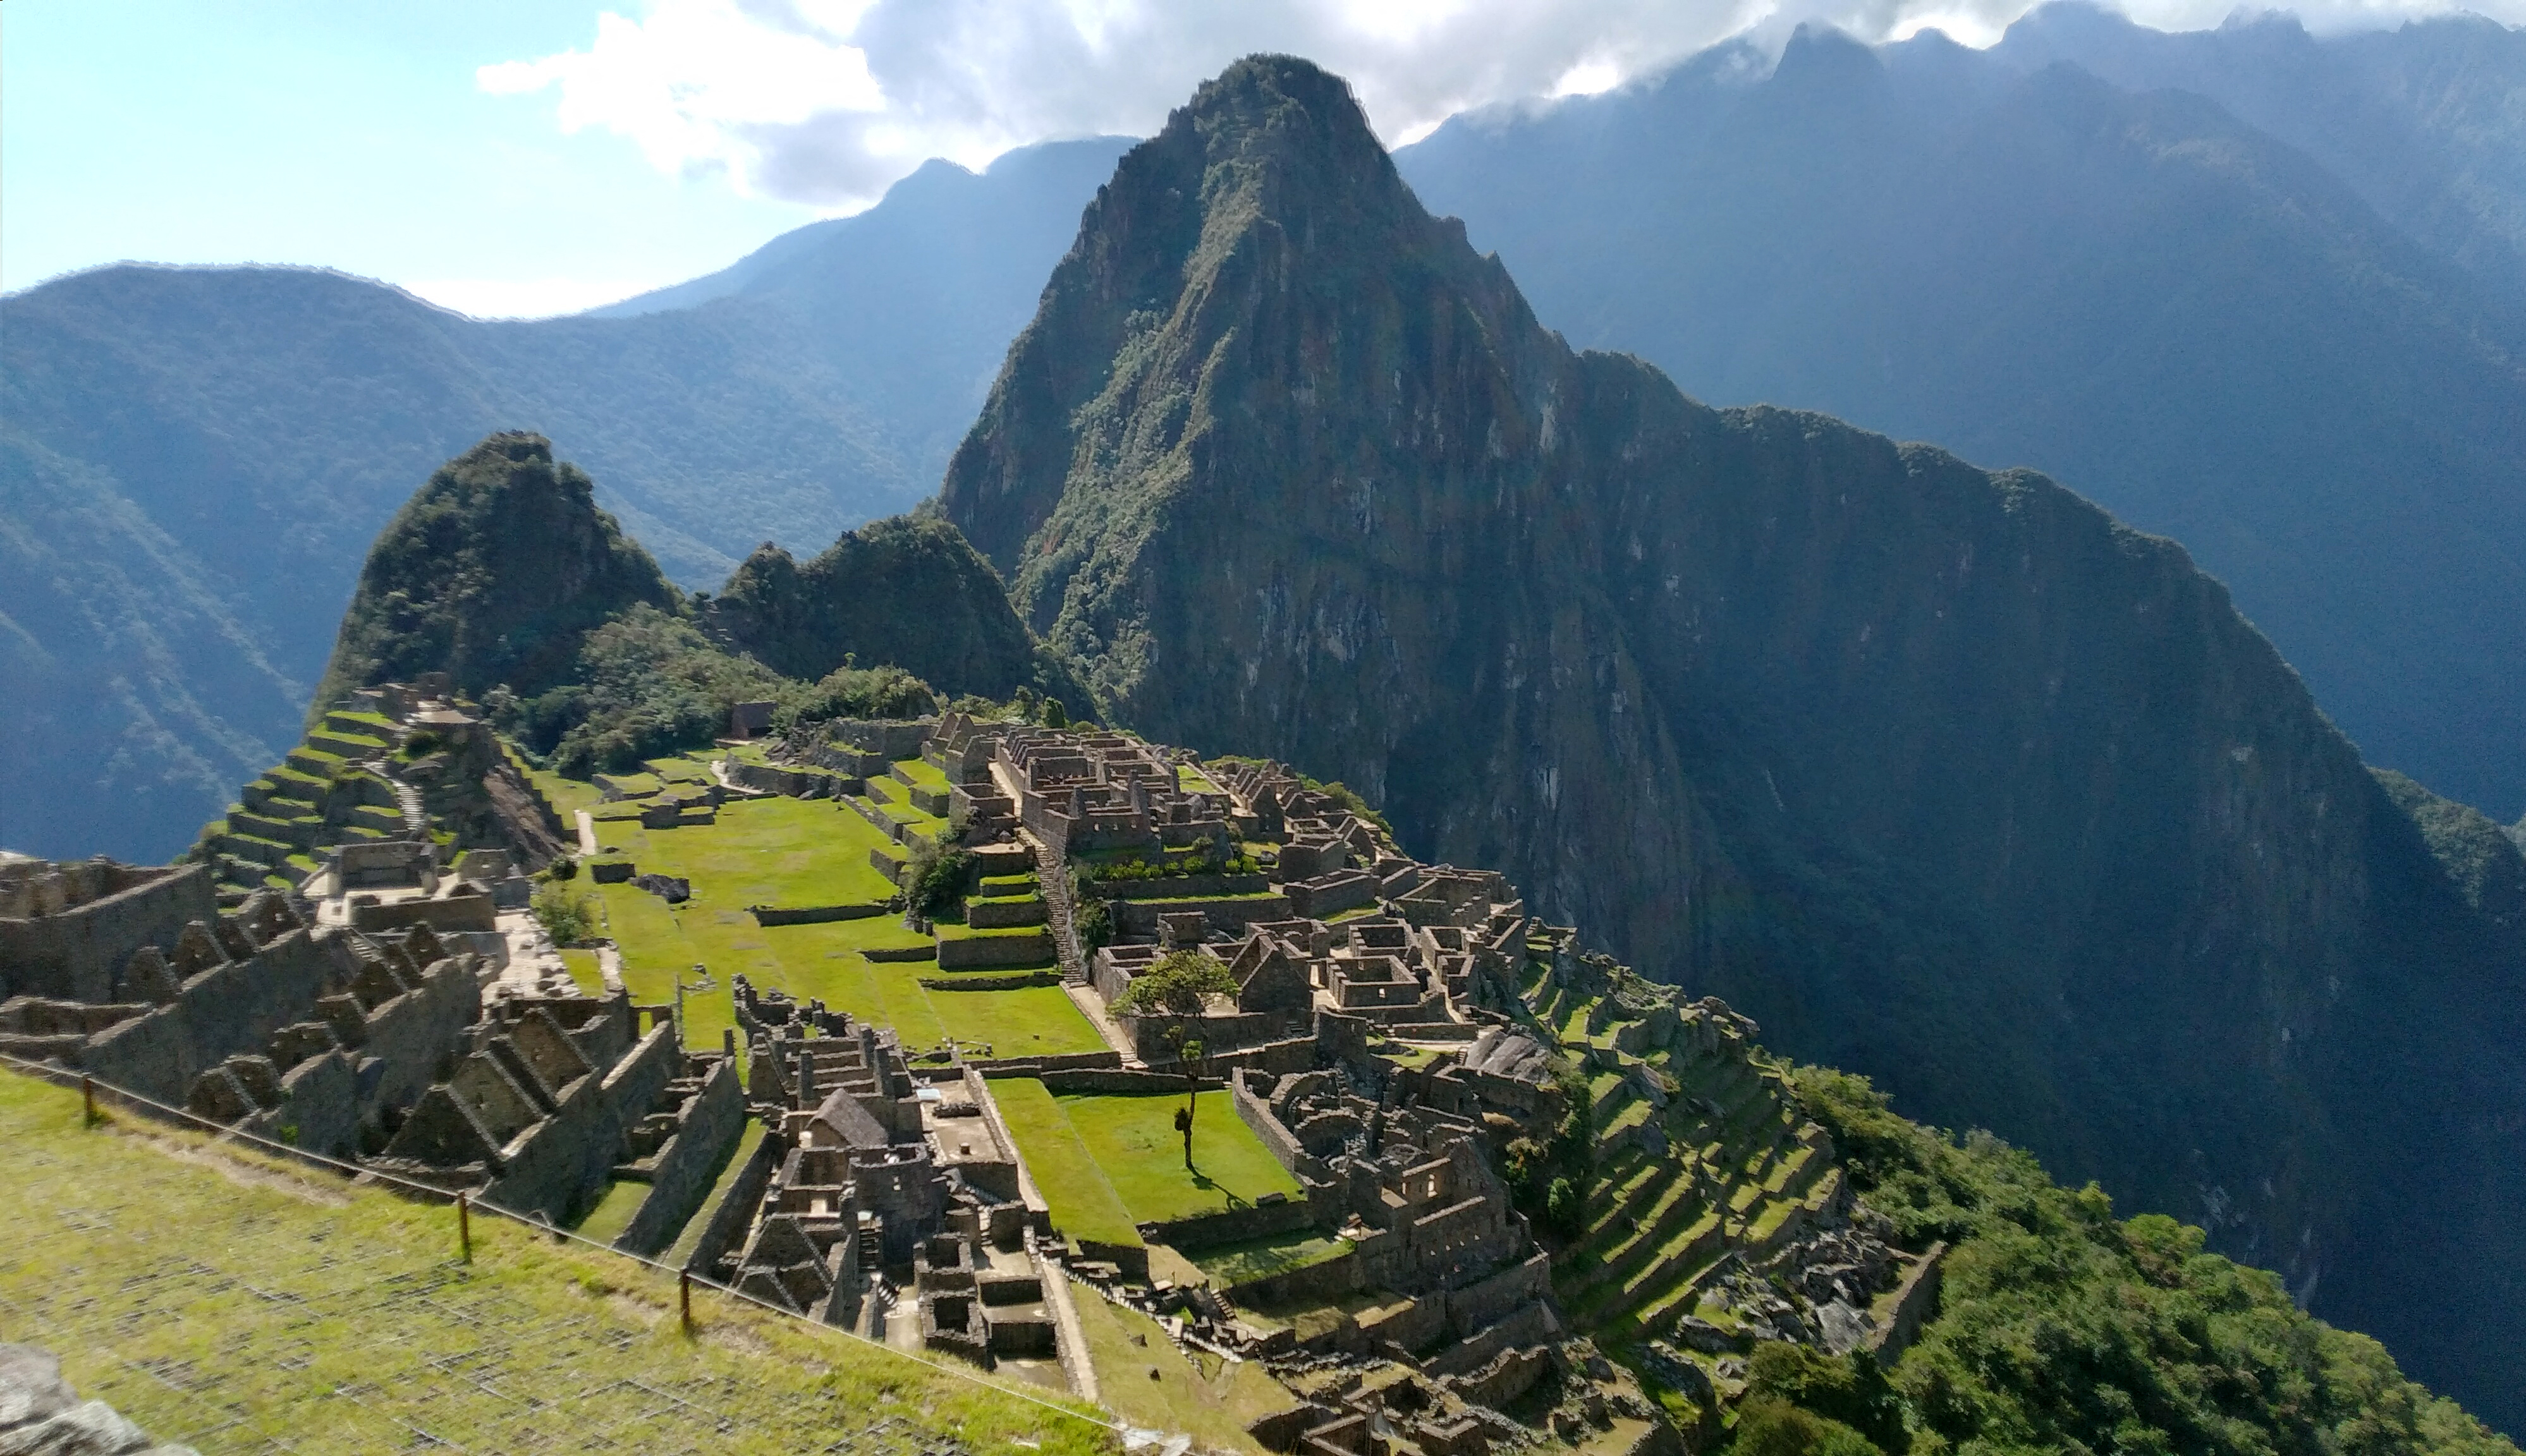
[2,0,820,315]
[11,0,2507,318]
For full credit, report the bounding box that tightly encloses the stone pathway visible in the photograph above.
[1064,983,1144,1069]
[575,809,598,856]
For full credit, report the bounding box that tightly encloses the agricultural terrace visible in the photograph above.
[990,1081,1303,1248]
[0,1069,1106,1456]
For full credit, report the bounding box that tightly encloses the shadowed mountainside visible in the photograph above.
[941,54,2526,1426]
[1394,13,2526,820]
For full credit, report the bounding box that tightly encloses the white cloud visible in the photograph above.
[485,0,2518,213]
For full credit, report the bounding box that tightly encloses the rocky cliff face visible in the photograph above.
[942,56,2526,1420]
[700,514,1089,708]
[314,432,675,710]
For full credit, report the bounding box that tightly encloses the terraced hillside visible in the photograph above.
[190,706,419,900]
[1517,943,1853,1356]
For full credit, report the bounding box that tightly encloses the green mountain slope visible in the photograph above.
[702,514,1090,708]
[314,432,676,710]
[940,54,2526,1427]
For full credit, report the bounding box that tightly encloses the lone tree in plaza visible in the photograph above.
[1115,949,1236,1167]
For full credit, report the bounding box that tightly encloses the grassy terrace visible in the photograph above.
[1071,1289,1282,1455]
[0,1071,1106,1455]
[992,1082,1303,1248]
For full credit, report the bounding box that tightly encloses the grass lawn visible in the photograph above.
[561,948,605,995]
[893,756,950,792]
[632,796,899,907]
[569,1177,650,1245]
[1070,1287,1284,1455]
[1187,1231,1352,1289]
[0,1071,1105,1455]
[995,1083,1305,1247]
[589,882,1099,1059]
[989,1078,1144,1247]
[1062,1091,1303,1225]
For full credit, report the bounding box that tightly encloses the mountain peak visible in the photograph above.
[312,432,675,712]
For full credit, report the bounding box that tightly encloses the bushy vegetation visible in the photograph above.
[901,835,975,921]
[1783,1067,2518,1456]
[531,885,598,946]
[1503,1058,1594,1239]
[1112,949,1238,1017]
[1075,851,1259,882]
[492,606,936,778]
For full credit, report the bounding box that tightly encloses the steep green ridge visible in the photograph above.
[0,137,1129,861]
[941,55,2526,1426]
[1394,18,2526,820]
[702,514,1091,708]
[1796,1067,2519,1456]
[313,432,676,710]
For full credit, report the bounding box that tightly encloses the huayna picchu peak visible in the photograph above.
[943,54,2526,1426]
[4,40,2522,1456]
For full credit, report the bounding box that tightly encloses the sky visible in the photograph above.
[8,0,2514,319]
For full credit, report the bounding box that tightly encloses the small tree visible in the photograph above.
[1112,949,1236,1018]
[1115,950,1236,1167]
[1042,696,1068,729]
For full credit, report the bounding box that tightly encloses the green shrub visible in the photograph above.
[1745,1345,1906,1454]
[532,885,598,945]
[903,837,974,921]
[1733,1397,1886,1456]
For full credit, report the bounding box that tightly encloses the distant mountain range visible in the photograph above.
[1396,4,2526,822]
[0,137,1128,859]
[9,7,2518,865]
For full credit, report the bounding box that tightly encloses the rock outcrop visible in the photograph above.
[940,54,2526,1418]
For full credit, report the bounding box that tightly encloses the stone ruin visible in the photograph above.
[682,977,1078,1380]
[0,851,737,1237]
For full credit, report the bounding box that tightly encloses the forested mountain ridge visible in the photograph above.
[1393,13,2526,822]
[0,138,1130,862]
[941,52,2526,1428]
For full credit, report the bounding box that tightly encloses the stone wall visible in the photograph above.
[681,1128,785,1277]
[750,903,888,926]
[1040,1068,1223,1095]
[0,863,217,1002]
[1221,1244,1363,1306]
[1870,1242,1946,1365]
[79,928,343,1105]
[482,1023,682,1223]
[726,761,856,799]
[1086,872,1271,902]
[965,898,1047,930]
[1140,1194,1315,1252]
[1111,894,1292,939]
[934,931,1053,969]
[350,894,496,935]
[616,1060,748,1257]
